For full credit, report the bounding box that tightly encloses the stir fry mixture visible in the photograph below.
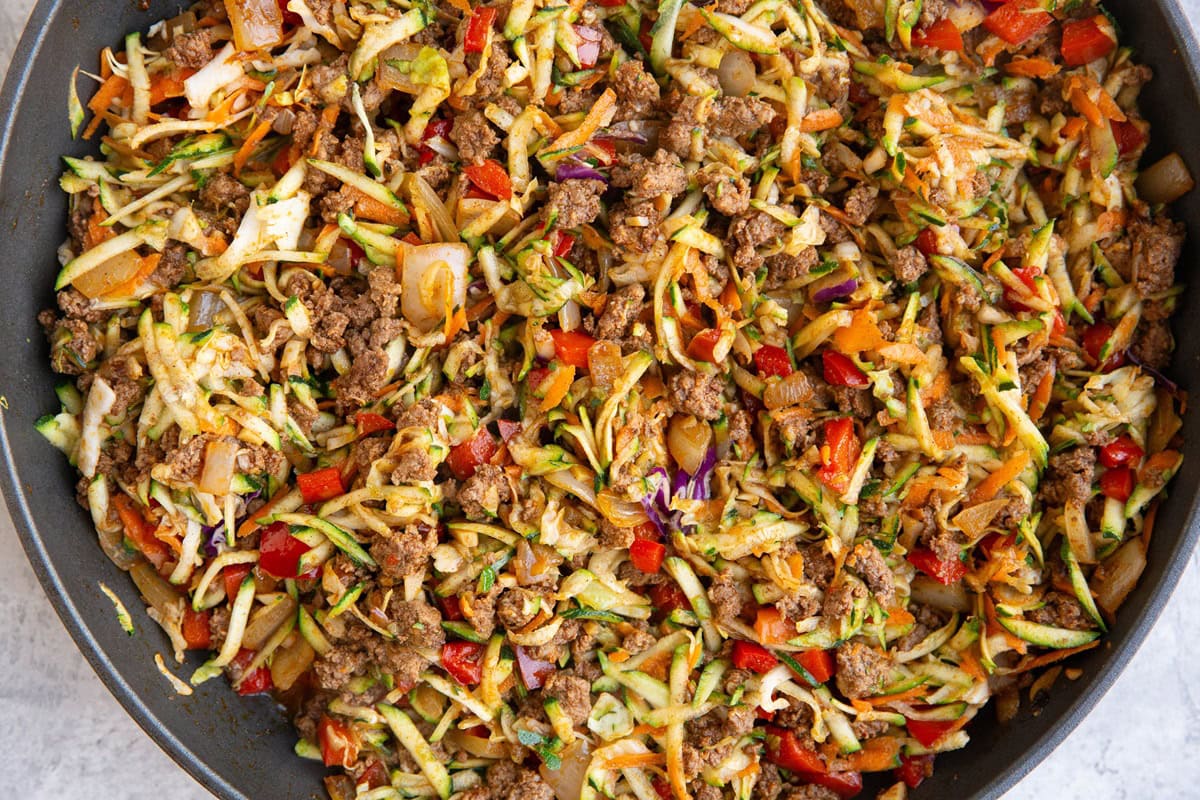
[38,0,1192,796]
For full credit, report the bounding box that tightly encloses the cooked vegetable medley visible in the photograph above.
[39,0,1191,796]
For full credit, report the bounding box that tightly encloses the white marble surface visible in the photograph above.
[2,0,1200,796]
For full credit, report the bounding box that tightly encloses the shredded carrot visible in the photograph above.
[841,736,901,772]
[887,606,916,627]
[445,0,471,12]
[444,306,468,340]
[105,253,161,298]
[465,296,496,322]
[1004,57,1060,79]
[83,74,130,139]
[206,88,246,124]
[539,88,617,156]
[718,277,743,312]
[968,450,1032,505]
[236,485,291,540]
[800,108,844,133]
[903,478,935,509]
[849,699,872,714]
[678,10,708,40]
[956,430,993,445]
[85,207,116,250]
[958,648,987,681]
[631,724,666,737]
[373,380,402,399]
[538,364,576,412]
[599,752,665,770]
[233,118,273,176]
[1061,116,1088,139]
[1029,369,1055,421]
[353,191,409,227]
[1007,640,1100,675]
[1068,85,1104,127]
[933,430,956,451]
[984,595,1027,654]
[833,308,885,353]
[310,105,341,156]
[864,685,928,705]
[876,342,926,365]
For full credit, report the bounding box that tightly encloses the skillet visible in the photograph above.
[1,1,1199,797]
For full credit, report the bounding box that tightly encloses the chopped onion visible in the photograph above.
[1093,539,1147,615]
[72,250,144,299]
[763,371,813,410]
[555,161,608,182]
[242,595,298,650]
[668,414,713,475]
[1137,152,1194,204]
[541,740,591,800]
[225,0,285,52]
[130,561,183,618]
[812,278,859,304]
[718,50,756,98]
[400,242,470,332]
[587,340,623,389]
[514,645,556,690]
[910,575,971,612]
[198,438,239,495]
[188,290,224,332]
[270,634,315,691]
[446,729,510,759]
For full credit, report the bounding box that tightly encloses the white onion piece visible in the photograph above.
[197,437,239,495]
[540,740,591,800]
[1093,539,1147,616]
[718,50,756,98]
[1137,152,1194,204]
[668,414,712,475]
[910,576,971,613]
[400,242,470,332]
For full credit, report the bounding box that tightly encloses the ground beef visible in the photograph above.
[847,542,894,606]
[1132,319,1173,370]
[896,604,948,652]
[542,672,592,725]
[486,761,554,800]
[682,741,733,780]
[1028,590,1095,631]
[917,0,953,25]
[835,642,892,699]
[287,274,350,353]
[782,786,840,800]
[56,287,106,323]
[843,184,878,225]
[559,88,598,115]
[164,29,213,69]
[623,627,657,653]
[46,318,97,375]
[927,397,958,432]
[699,165,750,216]
[992,494,1030,534]
[612,59,661,120]
[1130,214,1184,296]
[709,572,745,624]
[468,42,510,103]
[831,384,874,418]
[729,208,787,270]
[449,109,499,165]
[458,464,510,520]
[765,248,820,287]
[94,356,145,419]
[754,763,785,800]
[199,172,250,215]
[710,96,776,139]
[497,587,541,630]
[314,622,432,691]
[608,199,662,254]
[598,518,635,549]
[798,543,835,589]
[668,370,725,420]
[332,351,388,413]
[370,523,438,585]
[1040,446,1096,507]
[612,149,688,199]
[661,92,706,158]
[1020,349,1057,397]
[544,178,605,229]
[388,600,443,647]
[776,592,821,624]
[150,242,190,287]
[595,283,645,341]
[822,579,867,620]
[891,245,928,283]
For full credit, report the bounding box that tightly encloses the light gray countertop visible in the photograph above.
[1,0,1198,796]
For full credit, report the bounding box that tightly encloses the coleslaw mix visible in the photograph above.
[36,0,1191,797]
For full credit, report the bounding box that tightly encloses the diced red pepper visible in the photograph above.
[553,231,576,258]
[648,582,690,614]
[1051,309,1067,337]
[754,344,794,378]
[527,367,551,396]
[297,466,345,504]
[515,645,557,690]
[442,641,486,686]
[906,717,959,748]
[446,428,499,481]
[629,538,666,573]
[182,608,212,650]
[424,118,452,142]
[464,7,497,54]
[795,649,836,684]
[276,0,302,27]
[1100,436,1144,469]
[982,0,1053,45]
[496,419,522,442]
[1082,321,1125,371]
[232,649,273,696]
[687,328,722,363]
[463,158,513,200]
[318,716,361,769]
[799,771,864,799]
[907,548,968,585]
[912,18,963,51]
[652,779,673,800]
[549,328,596,369]
[1005,265,1041,311]
[355,412,395,437]
[1112,119,1146,156]
[1100,467,1134,502]
[440,595,464,621]
[112,495,172,572]
[765,726,827,774]
[223,563,252,601]
[360,760,390,790]
[633,521,661,541]
[817,418,860,494]
[418,147,437,166]
[1061,15,1117,67]
[914,227,940,256]
[822,351,869,388]
[732,640,780,673]
[574,25,604,69]
[258,521,313,579]
[895,755,936,789]
[978,532,1015,560]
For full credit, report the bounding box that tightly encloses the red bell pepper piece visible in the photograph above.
[652,780,673,800]
[1100,467,1134,502]
[464,7,497,54]
[496,419,522,442]
[1100,436,1144,469]
[648,582,690,614]
[182,608,212,650]
[754,344,794,378]
[1112,119,1146,156]
[574,25,604,68]
[982,0,1053,45]
[764,726,827,774]
[514,645,557,690]
[800,771,864,799]
[446,428,499,481]
[355,411,395,436]
[232,649,273,696]
[906,717,959,747]
[442,641,486,686]
[914,227,940,256]
[297,466,344,504]
[912,18,963,51]
[1004,265,1041,311]
[360,760,390,790]
[907,548,967,585]
[895,754,936,789]
[978,533,1015,560]
[1082,321,1125,371]
[633,521,661,541]
[318,716,361,768]
[1061,15,1117,67]
[817,418,860,494]
[112,495,172,572]
[223,563,252,600]
[552,230,576,258]
[687,328,722,363]
[549,328,596,369]
[276,0,302,27]
[822,351,869,387]
[795,649,836,684]
[732,640,780,674]
[463,158,513,200]
[630,538,667,573]
[440,595,464,621]
[258,521,313,579]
